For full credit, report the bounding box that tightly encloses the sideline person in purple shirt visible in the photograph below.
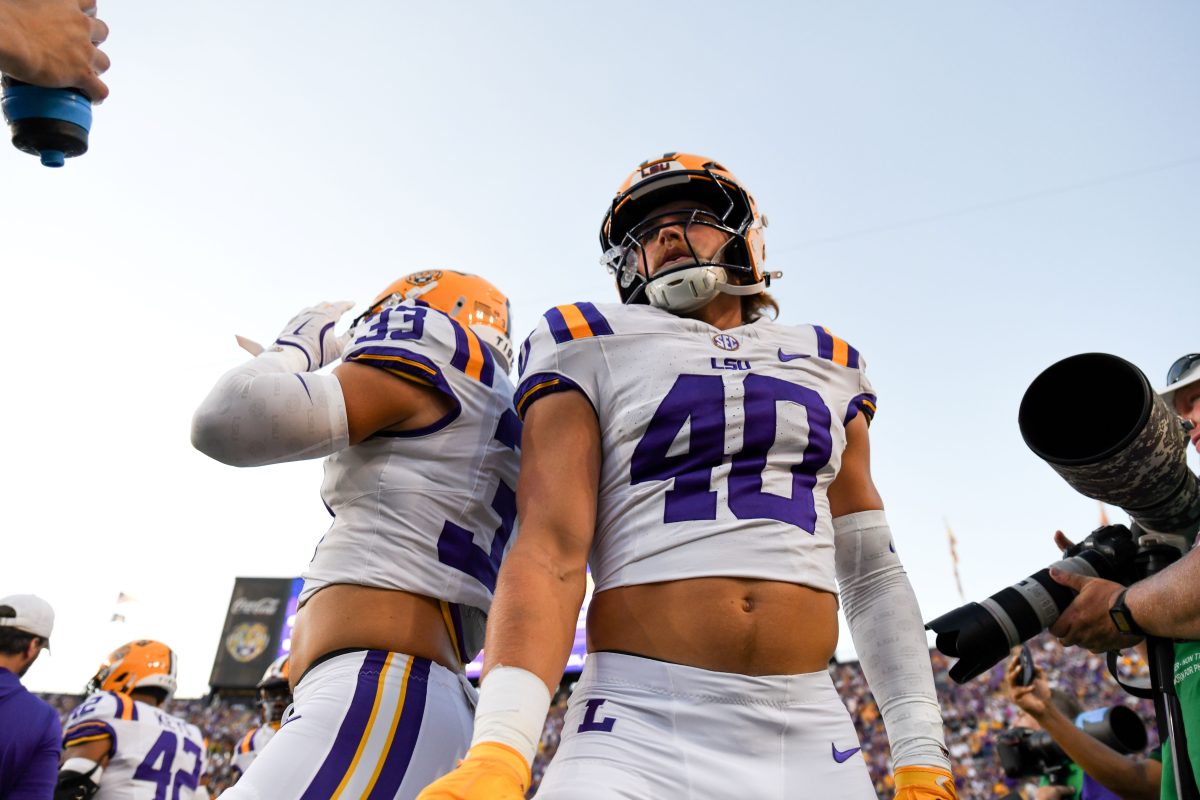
[0,594,59,799]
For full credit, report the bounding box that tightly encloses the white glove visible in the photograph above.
[255,301,355,372]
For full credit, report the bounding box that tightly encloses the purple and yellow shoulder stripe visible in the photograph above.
[238,728,258,754]
[545,303,614,344]
[63,719,116,754]
[447,319,497,385]
[513,372,586,420]
[108,691,138,721]
[845,393,878,427]
[812,325,860,369]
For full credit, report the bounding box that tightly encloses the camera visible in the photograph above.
[997,705,1148,782]
[927,353,1200,684]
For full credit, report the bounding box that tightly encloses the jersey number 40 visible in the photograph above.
[631,374,833,532]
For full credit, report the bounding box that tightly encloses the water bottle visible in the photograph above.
[1,77,93,167]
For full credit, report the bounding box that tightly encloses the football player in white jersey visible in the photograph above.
[191,271,521,799]
[229,656,291,783]
[58,640,208,800]
[420,153,957,800]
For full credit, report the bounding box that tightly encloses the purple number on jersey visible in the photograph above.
[631,373,834,532]
[172,737,203,799]
[133,730,177,800]
[729,374,832,531]
[354,306,428,344]
[630,374,725,522]
[435,409,519,592]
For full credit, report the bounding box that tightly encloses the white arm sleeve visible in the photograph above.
[191,350,349,467]
[834,509,951,770]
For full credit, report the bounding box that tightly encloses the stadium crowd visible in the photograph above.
[37,632,1158,799]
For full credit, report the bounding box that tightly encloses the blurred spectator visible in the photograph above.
[0,593,59,799]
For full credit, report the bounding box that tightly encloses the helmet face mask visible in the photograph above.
[600,153,769,310]
[256,655,292,725]
[356,270,514,372]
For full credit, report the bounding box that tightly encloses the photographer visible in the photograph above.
[1005,647,1161,799]
[1048,353,1200,799]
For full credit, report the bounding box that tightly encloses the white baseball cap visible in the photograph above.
[0,594,55,643]
[1159,353,1200,408]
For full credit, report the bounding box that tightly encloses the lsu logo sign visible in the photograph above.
[226,622,270,663]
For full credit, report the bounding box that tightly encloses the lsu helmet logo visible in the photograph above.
[712,334,740,351]
[407,270,443,286]
[226,623,270,663]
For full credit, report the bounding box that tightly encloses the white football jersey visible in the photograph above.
[515,302,876,594]
[62,692,207,800]
[303,302,521,661]
[230,723,276,777]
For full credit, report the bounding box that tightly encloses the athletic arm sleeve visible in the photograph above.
[835,509,951,770]
[191,350,349,467]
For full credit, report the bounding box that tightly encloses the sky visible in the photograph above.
[2,1,1196,698]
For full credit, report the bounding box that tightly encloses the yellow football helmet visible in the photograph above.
[599,152,770,308]
[257,655,292,725]
[86,639,177,702]
[362,270,513,372]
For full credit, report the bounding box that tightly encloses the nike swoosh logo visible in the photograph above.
[292,320,309,335]
[778,348,810,362]
[832,743,862,763]
[281,714,303,727]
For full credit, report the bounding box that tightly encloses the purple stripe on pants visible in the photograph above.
[300,650,389,800]
[366,658,432,799]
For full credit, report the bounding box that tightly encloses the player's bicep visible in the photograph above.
[514,389,600,573]
[828,413,883,517]
[333,361,456,444]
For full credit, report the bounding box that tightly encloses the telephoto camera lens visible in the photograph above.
[926,526,1138,684]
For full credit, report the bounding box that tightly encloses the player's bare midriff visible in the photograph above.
[288,584,460,687]
[587,576,839,675]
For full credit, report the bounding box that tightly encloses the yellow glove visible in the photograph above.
[893,765,957,800]
[416,742,531,800]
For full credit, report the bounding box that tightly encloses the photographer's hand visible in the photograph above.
[1005,654,1052,718]
[1047,570,1141,653]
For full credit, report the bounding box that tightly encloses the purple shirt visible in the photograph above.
[0,667,61,799]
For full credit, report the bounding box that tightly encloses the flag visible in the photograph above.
[945,519,965,601]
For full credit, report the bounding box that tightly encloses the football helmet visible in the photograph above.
[85,640,177,702]
[360,270,513,372]
[257,655,292,725]
[599,152,773,311]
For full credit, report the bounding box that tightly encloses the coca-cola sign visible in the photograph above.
[231,597,281,616]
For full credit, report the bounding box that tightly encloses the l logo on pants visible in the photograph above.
[577,698,617,733]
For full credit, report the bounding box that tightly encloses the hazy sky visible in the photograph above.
[3,1,1196,697]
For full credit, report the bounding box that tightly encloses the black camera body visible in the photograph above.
[997,706,1148,781]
